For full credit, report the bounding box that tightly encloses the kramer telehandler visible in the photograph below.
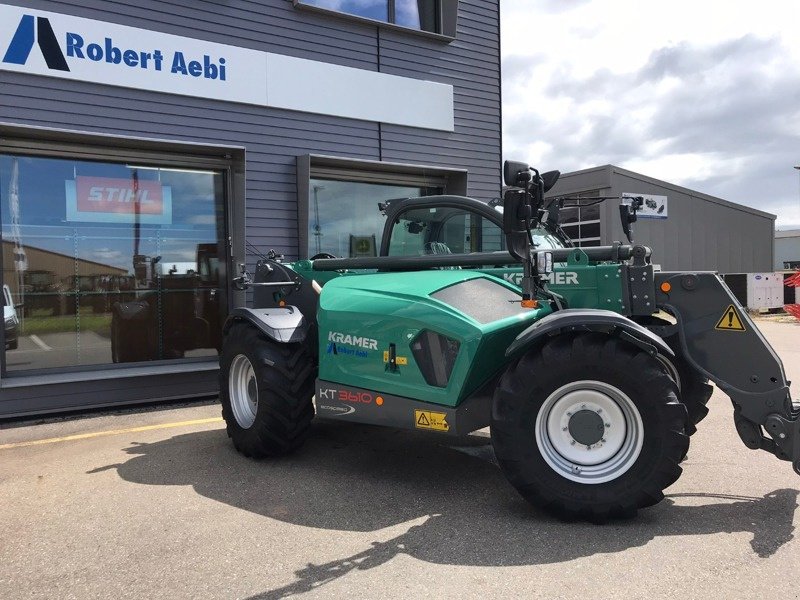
[219,161,800,520]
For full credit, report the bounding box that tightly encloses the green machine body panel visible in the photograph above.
[317,270,551,407]
[478,251,628,315]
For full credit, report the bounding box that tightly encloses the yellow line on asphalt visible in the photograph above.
[0,417,224,450]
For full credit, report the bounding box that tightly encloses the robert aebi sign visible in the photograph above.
[0,3,263,105]
[65,34,226,80]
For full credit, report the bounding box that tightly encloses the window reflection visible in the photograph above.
[0,155,226,372]
[308,179,441,258]
[301,0,439,32]
[303,0,388,22]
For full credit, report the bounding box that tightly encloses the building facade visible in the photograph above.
[775,230,800,270]
[548,165,775,273]
[0,0,501,417]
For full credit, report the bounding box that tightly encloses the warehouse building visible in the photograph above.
[548,165,775,273]
[775,230,800,270]
[0,0,500,417]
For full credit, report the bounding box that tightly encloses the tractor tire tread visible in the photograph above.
[219,322,316,458]
[491,333,689,522]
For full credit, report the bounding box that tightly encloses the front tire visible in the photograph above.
[219,323,315,458]
[491,333,689,521]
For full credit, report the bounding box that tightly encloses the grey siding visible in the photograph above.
[0,0,501,416]
[606,168,774,273]
[550,165,775,273]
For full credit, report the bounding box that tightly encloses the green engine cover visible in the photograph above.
[317,270,551,407]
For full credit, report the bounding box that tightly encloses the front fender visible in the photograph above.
[223,306,308,343]
[506,308,674,358]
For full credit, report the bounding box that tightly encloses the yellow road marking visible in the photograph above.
[0,417,223,450]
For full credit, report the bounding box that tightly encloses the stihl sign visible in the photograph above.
[65,176,172,224]
[76,176,163,215]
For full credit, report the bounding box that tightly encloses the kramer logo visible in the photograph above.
[3,13,227,81]
[3,15,69,71]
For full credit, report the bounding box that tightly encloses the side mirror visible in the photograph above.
[503,160,531,187]
[541,170,560,193]
[502,189,531,261]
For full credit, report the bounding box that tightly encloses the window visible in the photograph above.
[308,179,441,258]
[559,190,603,247]
[386,205,564,257]
[0,154,227,373]
[295,0,457,38]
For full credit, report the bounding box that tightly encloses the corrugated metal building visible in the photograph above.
[0,0,501,417]
[775,230,800,270]
[548,165,775,273]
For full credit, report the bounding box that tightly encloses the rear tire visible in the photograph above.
[491,333,689,521]
[219,323,315,458]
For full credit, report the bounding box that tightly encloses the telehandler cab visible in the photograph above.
[219,161,800,521]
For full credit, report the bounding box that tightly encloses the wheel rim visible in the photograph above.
[535,380,644,484]
[229,354,258,429]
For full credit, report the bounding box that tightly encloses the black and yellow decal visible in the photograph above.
[715,304,746,332]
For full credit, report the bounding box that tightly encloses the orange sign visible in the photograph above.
[66,176,172,224]
[76,176,163,215]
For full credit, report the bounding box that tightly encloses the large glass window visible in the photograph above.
[300,0,440,33]
[0,154,226,372]
[308,179,441,258]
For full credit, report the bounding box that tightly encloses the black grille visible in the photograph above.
[411,330,460,388]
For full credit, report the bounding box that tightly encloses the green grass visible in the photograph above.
[20,309,112,336]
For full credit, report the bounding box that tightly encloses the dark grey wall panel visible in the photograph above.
[379,0,501,201]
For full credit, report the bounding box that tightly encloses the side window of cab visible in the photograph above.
[387,207,506,256]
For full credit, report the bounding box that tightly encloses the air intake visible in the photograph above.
[410,330,460,388]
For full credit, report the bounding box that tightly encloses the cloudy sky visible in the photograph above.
[501,0,800,228]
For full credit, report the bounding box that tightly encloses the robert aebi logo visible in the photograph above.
[3,13,227,81]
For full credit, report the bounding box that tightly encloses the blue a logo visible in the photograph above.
[3,14,69,71]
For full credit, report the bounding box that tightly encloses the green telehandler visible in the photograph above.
[218,160,800,521]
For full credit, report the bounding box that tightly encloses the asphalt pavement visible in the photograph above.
[1,320,799,599]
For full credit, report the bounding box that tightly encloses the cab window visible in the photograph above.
[387,207,506,256]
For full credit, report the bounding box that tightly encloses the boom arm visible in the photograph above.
[653,271,800,474]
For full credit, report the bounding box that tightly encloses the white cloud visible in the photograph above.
[501,0,800,227]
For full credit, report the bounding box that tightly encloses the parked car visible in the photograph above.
[3,284,19,350]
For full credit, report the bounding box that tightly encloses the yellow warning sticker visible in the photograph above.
[414,410,449,432]
[383,351,408,365]
[715,304,746,332]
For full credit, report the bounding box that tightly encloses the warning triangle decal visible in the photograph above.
[715,304,746,332]
[417,412,430,426]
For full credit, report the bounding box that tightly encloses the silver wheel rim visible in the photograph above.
[535,380,644,484]
[229,354,258,429]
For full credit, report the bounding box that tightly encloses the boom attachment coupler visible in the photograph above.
[653,271,800,475]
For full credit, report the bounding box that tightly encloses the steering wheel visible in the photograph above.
[310,253,337,260]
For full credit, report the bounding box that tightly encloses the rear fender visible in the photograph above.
[506,308,674,358]
[223,306,308,343]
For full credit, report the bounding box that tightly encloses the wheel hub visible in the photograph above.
[568,409,606,446]
[536,381,644,484]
